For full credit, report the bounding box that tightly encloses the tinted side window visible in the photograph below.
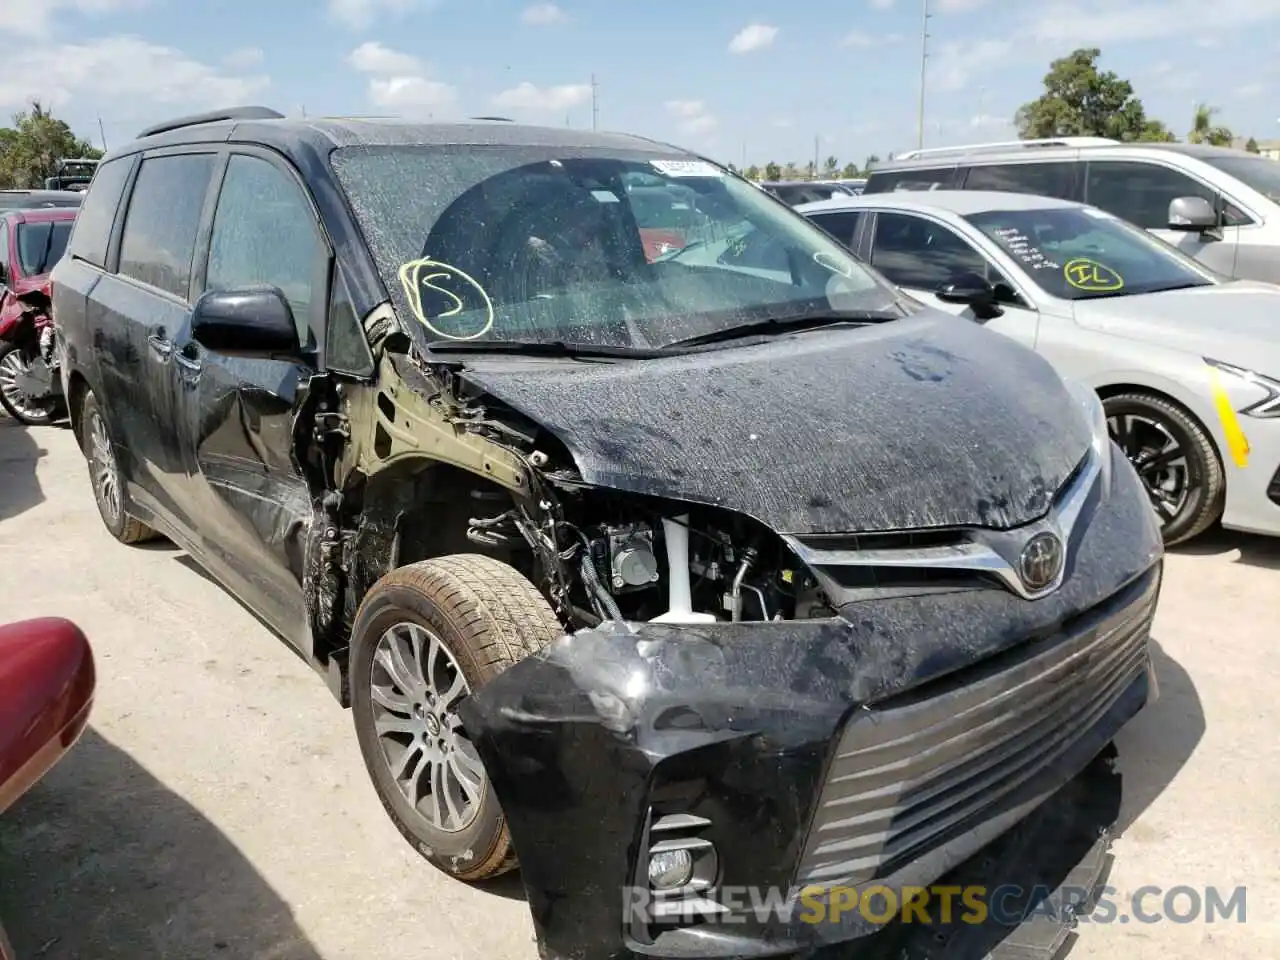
[871,211,992,289]
[205,154,326,347]
[67,157,133,269]
[863,167,959,193]
[118,154,215,298]
[807,210,863,248]
[962,162,1077,200]
[17,221,73,276]
[1084,161,1229,230]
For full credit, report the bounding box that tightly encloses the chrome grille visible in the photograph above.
[796,582,1156,889]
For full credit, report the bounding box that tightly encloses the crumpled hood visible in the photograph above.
[453,313,1092,534]
[1074,281,1280,373]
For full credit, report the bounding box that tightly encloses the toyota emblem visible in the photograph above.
[1019,531,1064,592]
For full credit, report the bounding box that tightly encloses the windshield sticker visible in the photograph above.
[1064,258,1124,292]
[651,159,724,178]
[397,258,495,340]
[992,227,1059,270]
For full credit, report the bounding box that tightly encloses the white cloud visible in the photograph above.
[772,118,792,128]
[223,46,264,70]
[521,3,569,24]
[368,76,455,113]
[1236,81,1264,98]
[1027,0,1278,45]
[0,0,148,38]
[348,40,422,75]
[492,81,591,112]
[326,0,428,29]
[665,99,716,134]
[728,23,778,54]
[869,0,895,8]
[0,35,268,111]
[937,0,991,10]
[840,30,903,47]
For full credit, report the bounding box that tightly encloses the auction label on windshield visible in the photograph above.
[652,159,723,177]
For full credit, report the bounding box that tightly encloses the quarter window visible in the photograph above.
[962,162,1077,200]
[871,211,1008,290]
[67,156,133,269]
[205,155,326,347]
[118,153,215,298]
[1084,161,1249,229]
[807,210,864,249]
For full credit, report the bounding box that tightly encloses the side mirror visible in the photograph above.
[1167,196,1218,232]
[936,272,1003,320]
[191,286,300,356]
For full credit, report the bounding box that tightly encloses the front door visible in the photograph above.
[867,210,1041,351]
[171,151,330,650]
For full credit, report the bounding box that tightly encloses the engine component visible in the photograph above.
[652,516,717,624]
[606,525,660,590]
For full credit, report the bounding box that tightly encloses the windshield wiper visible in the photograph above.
[426,338,671,359]
[664,309,902,349]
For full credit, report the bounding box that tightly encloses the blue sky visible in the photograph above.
[1,0,1277,168]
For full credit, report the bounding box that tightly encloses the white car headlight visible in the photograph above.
[1064,377,1112,496]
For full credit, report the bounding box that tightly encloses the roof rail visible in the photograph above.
[893,136,1118,162]
[136,106,285,140]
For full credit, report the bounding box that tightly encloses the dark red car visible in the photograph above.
[0,208,75,422]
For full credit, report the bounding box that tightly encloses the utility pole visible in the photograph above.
[917,0,931,151]
[813,134,819,178]
[591,74,599,131]
[97,116,108,151]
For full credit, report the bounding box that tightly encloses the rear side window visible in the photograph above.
[118,153,215,299]
[807,210,864,248]
[16,220,73,276]
[67,158,132,268]
[962,162,1078,200]
[871,211,993,289]
[863,167,959,193]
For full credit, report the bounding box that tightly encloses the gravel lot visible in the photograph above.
[1,416,1277,960]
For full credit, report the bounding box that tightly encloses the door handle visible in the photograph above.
[173,346,202,377]
[146,328,172,358]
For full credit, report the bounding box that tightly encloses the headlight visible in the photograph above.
[1203,358,1280,418]
[1064,377,1112,495]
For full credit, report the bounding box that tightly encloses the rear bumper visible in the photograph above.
[459,457,1164,960]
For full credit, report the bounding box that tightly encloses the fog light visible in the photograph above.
[647,849,694,890]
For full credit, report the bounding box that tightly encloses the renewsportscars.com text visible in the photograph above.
[625,883,1247,927]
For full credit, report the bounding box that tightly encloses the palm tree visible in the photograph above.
[1188,103,1233,147]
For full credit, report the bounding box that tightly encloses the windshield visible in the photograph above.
[330,145,897,351]
[16,220,72,276]
[965,206,1214,300]
[1201,155,1280,204]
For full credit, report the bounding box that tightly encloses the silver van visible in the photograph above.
[864,137,1280,283]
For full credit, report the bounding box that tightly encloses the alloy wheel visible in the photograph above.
[369,621,486,832]
[1107,412,1189,526]
[0,349,53,422]
[88,409,122,524]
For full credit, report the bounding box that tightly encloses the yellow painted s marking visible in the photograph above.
[1206,365,1251,468]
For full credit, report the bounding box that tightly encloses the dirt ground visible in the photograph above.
[1,416,1277,960]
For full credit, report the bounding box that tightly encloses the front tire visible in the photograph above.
[1104,391,1224,546]
[350,554,563,881]
[80,390,157,544]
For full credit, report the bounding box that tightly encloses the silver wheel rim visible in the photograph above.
[370,621,486,832]
[1107,412,1190,527]
[88,409,122,524]
[0,350,49,420]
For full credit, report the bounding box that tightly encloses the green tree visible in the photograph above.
[862,154,880,174]
[782,161,801,179]
[1188,103,1233,147]
[840,162,858,178]
[823,155,839,176]
[744,163,761,180]
[725,162,738,174]
[764,161,781,180]
[1014,48,1151,142]
[1246,137,1260,154]
[0,101,102,189]
[1137,118,1177,142]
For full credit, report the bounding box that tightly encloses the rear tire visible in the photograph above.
[1103,391,1223,546]
[80,390,158,544]
[350,555,563,881]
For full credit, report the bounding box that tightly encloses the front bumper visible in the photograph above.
[459,451,1164,960]
[1221,417,1280,536]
